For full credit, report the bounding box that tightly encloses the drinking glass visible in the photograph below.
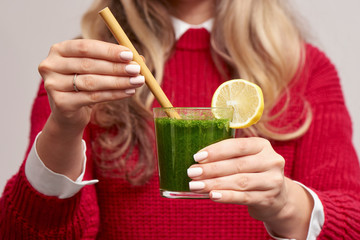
[153,107,235,199]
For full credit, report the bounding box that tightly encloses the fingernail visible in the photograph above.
[187,167,203,178]
[193,151,208,162]
[189,181,205,190]
[129,75,145,85]
[125,64,140,74]
[125,88,135,95]
[211,191,222,200]
[120,51,133,61]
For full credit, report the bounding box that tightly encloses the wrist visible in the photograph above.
[47,113,87,137]
[36,114,86,180]
[264,178,314,239]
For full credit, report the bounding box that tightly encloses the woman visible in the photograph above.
[1,0,359,239]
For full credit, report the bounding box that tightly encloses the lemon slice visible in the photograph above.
[211,79,264,129]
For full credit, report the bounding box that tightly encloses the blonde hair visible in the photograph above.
[81,0,312,184]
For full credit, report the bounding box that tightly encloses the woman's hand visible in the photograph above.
[38,39,144,130]
[187,137,313,239]
[36,39,144,180]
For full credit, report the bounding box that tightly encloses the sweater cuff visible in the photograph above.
[25,132,98,199]
[264,181,324,240]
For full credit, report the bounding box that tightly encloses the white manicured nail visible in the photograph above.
[189,181,205,190]
[125,64,140,74]
[193,151,208,162]
[119,51,133,61]
[211,192,222,200]
[129,75,145,85]
[187,167,203,178]
[125,88,135,95]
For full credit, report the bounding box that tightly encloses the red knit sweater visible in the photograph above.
[1,29,360,239]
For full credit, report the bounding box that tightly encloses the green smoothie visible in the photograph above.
[154,117,235,195]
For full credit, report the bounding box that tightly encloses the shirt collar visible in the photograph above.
[171,16,214,40]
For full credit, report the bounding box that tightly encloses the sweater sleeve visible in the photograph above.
[0,81,100,239]
[25,132,98,199]
[293,45,360,239]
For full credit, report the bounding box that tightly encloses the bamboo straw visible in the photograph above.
[99,7,180,119]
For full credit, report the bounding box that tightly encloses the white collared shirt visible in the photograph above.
[171,16,213,40]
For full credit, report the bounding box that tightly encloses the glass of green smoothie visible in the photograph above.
[153,107,235,199]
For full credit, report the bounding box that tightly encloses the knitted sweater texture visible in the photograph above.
[1,29,360,239]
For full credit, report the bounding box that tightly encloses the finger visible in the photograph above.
[187,155,271,179]
[46,73,145,92]
[45,55,141,76]
[189,171,281,192]
[54,39,133,63]
[193,137,271,163]
[209,189,279,207]
[51,88,136,110]
[209,190,254,205]
[74,74,145,92]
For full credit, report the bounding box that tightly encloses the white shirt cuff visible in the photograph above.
[265,181,325,240]
[25,132,98,199]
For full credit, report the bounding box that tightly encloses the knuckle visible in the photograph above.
[80,58,93,72]
[263,196,275,207]
[259,138,271,147]
[110,91,122,100]
[236,175,249,190]
[89,92,100,103]
[82,75,96,90]
[43,78,56,91]
[52,100,64,111]
[275,155,285,169]
[264,191,278,207]
[241,192,251,205]
[112,62,123,74]
[107,45,118,58]
[208,179,221,191]
[51,92,67,110]
[273,175,284,188]
[207,162,220,174]
[38,60,52,74]
[75,40,90,55]
[113,77,125,89]
[49,43,60,54]
[236,138,248,152]
[235,159,245,173]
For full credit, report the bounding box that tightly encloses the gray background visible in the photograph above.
[1,1,359,192]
